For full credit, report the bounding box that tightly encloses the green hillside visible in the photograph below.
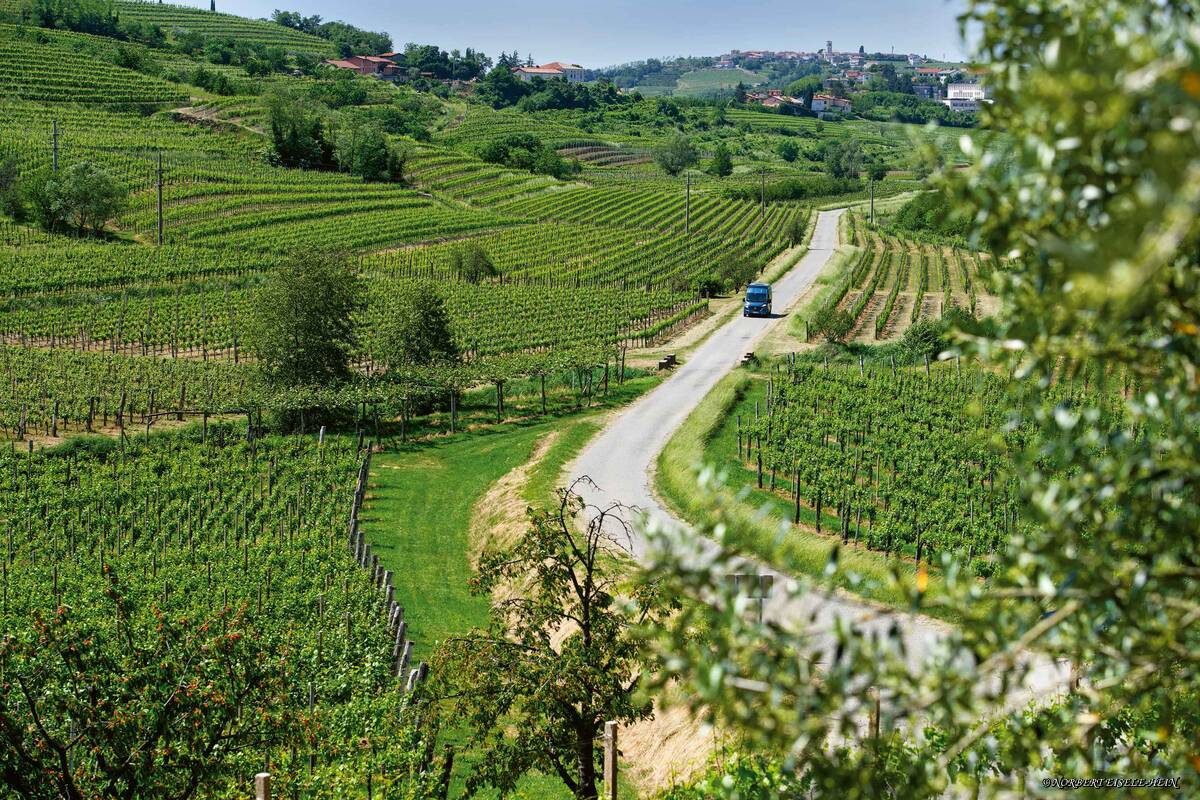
[0,24,190,104]
[115,0,335,54]
[675,66,763,94]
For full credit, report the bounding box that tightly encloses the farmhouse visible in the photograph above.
[811,93,852,117]
[514,62,586,82]
[322,54,403,79]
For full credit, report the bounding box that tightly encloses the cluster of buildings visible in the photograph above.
[717,42,927,70]
[744,88,805,109]
[323,53,407,78]
[322,55,588,86]
[912,69,993,112]
[740,89,853,118]
[324,42,990,114]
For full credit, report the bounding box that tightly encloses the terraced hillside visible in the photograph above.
[0,25,190,105]
[405,143,577,205]
[435,104,610,149]
[116,0,335,54]
[496,184,806,261]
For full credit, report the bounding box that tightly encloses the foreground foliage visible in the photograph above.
[641,0,1200,795]
[434,485,664,800]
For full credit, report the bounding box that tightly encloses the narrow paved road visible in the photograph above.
[569,207,1069,697]
[571,208,844,553]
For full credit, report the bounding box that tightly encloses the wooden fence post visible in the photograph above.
[603,721,618,800]
[869,687,881,741]
[255,772,271,800]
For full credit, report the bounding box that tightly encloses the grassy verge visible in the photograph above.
[788,243,862,339]
[655,367,955,618]
[362,385,652,800]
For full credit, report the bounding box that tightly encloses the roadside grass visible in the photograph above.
[789,242,862,339]
[361,384,652,800]
[654,367,958,620]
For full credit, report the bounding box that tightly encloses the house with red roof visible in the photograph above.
[514,62,586,83]
[811,93,852,117]
[322,55,404,79]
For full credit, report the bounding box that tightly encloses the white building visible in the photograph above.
[942,82,991,113]
[946,82,989,100]
[943,97,980,113]
[811,93,852,117]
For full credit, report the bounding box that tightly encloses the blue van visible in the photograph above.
[743,282,772,317]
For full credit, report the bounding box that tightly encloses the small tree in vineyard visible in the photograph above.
[654,134,699,176]
[435,484,665,800]
[246,251,362,385]
[0,569,292,799]
[372,283,459,369]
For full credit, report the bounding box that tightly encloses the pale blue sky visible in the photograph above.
[210,0,970,68]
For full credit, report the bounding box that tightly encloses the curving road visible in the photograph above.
[568,207,1069,697]
[570,208,844,557]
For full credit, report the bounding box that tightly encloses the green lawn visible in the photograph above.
[364,425,545,657]
[360,381,654,800]
[674,67,764,94]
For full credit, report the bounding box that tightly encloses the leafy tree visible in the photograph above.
[475,65,532,109]
[450,241,497,283]
[273,9,391,54]
[246,252,361,385]
[898,317,944,360]
[372,284,458,369]
[786,212,807,246]
[865,160,888,182]
[654,134,699,176]
[691,273,723,298]
[0,570,292,800]
[811,306,854,343]
[823,138,863,179]
[28,0,117,35]
[776,139,800,163]
[26,162,126,235]
[708,142,733,177]
[306,72,369,108]
[890,191,968,238]
[435,486,663,800]
[112,42,156,73]
[715,254,757,291]
[477,133,578,179]
[266,91,332,168]
[332,121,405,181]
[642,0,1200,795]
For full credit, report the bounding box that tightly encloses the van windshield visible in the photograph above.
[746,288,769,301]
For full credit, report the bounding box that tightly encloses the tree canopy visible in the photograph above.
[654,134,699,176]
[246,252,362,385]
[434,487,664,799]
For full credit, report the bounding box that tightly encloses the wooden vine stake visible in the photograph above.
[603,721,618,800]
[254,773,271,800]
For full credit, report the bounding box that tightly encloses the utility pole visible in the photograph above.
[684,173,690,235]
[157,152,164,246]
[869,176,875,225]
[51,120,58,173]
